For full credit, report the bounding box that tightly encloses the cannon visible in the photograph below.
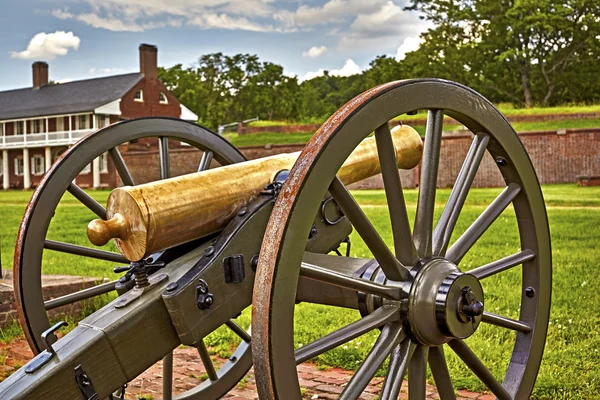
[1,79,550,400]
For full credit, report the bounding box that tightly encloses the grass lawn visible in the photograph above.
[0,184,598,398]
[224,118,600,147]
[247,104,600,127]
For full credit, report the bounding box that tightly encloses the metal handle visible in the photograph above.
[41,320,68,357]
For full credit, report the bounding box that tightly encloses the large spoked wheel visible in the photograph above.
[15,117,252,399]
[253,79,551,399]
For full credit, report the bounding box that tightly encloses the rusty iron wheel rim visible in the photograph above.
[252,79,551,400]
[14,117,251,399]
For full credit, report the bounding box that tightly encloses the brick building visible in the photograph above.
[0,44,197,189]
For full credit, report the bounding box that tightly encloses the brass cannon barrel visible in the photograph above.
[87,125,423,261]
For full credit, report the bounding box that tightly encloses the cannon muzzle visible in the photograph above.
[88,125,423,261]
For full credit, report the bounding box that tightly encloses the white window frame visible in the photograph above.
[31,155,45,176]
[97,115,110,129]
[32,119,43,134]
[56,116,64,132]
[80,163,91,174]
[159,92,168,104]
[134,90,144,102]
[99,152,109,174]
[15,121,24,135]
[78,114,88,130]
[14,157,24,176]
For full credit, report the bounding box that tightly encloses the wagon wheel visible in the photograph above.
[252,79,551,400]
[14,117,252,399]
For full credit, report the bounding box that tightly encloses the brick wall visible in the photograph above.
[235,129,600,189]
[119,129,599,189]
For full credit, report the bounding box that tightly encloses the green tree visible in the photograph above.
[406,0,600,106]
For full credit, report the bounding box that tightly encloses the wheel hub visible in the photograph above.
[405,258,484,346]
[358,258,485,346]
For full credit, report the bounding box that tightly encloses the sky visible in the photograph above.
[0,0,431,91]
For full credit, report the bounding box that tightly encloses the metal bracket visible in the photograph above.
[321,196,345,225]
[24,321,68,374]
[114,273,168,309]
[74,364,99,400]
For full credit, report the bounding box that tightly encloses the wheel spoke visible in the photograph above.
[197,340,218,381]
[329,177,408,281]
[44,280,117,310]
[469,249,536,279]
[448,339,511,400]
[339,324,404,400]
[375,122,418,265]
[414,109,444,258]
[108,147,135,186]
[198,150,213,172]
[44,240,128,263]
[482,312,532,333]
[67,183,106,219]
[163,351,173,400]
[295,306,400,364]
[380,339,415,400]
[225,320,251,343]
[300,262,405,300]
[159,136,170,180]
[408,345,428,400]
[446,183,521,264]
[428,346,456,400]
[433,133,490,256]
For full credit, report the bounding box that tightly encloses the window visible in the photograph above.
[80,163,91,174]
[159,92,168,104]
[97,115,110,129]
[14,157,24,176]
[56,117,64,132]
[78,115,88,130]
[99,153,109,173]
[15,121,24,135]
[134,90,144,102]
[31,155,45,175]
[32,119,43,134]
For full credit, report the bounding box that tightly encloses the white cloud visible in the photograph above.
[395,36,424,61]
[303,46,328,58]
[11,31,80,60]
[52,0,278,33]
[302,58,361,81]
[295,0,387,26]
[338,2,430,50]
[189,13,272,32]
[89,67,129,75]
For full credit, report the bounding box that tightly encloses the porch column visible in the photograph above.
[23,148,30,190]
[92,157,101,189]
[45,147,52,172]
[2,150,8,190]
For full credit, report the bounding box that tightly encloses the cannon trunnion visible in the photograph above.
[3,79,551,400]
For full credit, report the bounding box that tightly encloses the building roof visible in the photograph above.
[0,73,143,121]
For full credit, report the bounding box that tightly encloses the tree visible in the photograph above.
[406,0,600,106]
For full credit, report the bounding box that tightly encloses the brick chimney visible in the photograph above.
[32,61,49,88]
[139,44,158,79]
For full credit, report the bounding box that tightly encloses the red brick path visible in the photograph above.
[0,340,493,399]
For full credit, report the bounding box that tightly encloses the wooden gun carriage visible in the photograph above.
[0,79,551,400]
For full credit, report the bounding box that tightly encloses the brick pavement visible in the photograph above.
[0,340,492,399]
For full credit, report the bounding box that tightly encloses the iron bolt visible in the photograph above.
[205,246,215,256]
[525,287,535,298]
[238,208,248,216]
[166,282,178,292]
[308,225,318,239]
[251,255,259,272]
[496,157,508,166]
